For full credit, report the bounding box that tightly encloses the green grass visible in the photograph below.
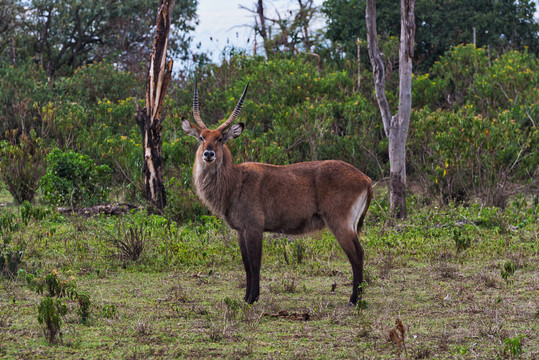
[1,192,538,359]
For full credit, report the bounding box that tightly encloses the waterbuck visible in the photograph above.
[181,81,373,305]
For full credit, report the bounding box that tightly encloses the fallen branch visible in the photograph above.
[57,203,141,216]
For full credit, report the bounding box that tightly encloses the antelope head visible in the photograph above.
[181,80,249,167]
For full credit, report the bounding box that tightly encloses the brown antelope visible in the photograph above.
[181,80,373,305]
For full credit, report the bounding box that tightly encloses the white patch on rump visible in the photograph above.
[348,190,368,232]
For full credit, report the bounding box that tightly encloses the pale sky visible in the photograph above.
[190,0,326,63]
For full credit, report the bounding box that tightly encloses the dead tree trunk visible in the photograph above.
[135,0,175,211]
[366,0,415,219]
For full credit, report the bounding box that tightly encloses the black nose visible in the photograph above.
[203,150,215,160]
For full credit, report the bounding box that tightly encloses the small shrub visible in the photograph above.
[0,245,23,279]
[501,260,517,284]
[108,224,147,262]
[37,296,68,344]
[24,269,91,343]
[40,148,111,206]
[452,228,471,254]
[503,334,524,358]
[100,304,117,319]
[293,239,306,265]
[20,201,50,225]
[0,211,19,235]
[76,292,91,325]
[223,296,243,321]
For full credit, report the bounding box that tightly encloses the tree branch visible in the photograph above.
[366,0,392,137]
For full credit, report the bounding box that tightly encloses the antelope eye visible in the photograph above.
[198,136,204,142]
[217,137,223,143]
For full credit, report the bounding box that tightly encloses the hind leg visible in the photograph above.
[328,225,365,305]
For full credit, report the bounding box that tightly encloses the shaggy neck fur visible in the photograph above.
[193,145,240,218]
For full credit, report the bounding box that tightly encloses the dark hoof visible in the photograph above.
[347,301,356,307]
[246,295,259,304]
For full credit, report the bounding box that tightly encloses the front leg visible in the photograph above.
[237,231,252,302]
[244,229,263,304]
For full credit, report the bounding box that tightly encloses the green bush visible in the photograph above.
[0,131,47,204]
[40,149,111,206]
[54,61,140,106]
[24,269,91,343]
[409,106,537,207]
[0,62,50,138]
[164,175,209,224]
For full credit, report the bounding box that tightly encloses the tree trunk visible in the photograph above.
[256,0,273,57]
[135,0,175,212]
[366,0,415,219]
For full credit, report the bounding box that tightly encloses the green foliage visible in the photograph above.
[37,296,68,344]
[0,245,23,279]
[321,0,399,59]
[0,131,48,204]
[4,0,198,77]
[0,62,50,138]
[0,211,19,235]
[501,260,517,284]
[322,0,539,68]
[177,55,383,177]
[24,269,92,343]
[55,61,139,105]
[40,149,111,206]
[164,176,210,224]
[415,45,539,114]
[409,105,537,207]
[20,201,51,225]
[76,292,91,325]
[452,228,471,254]
[503,334,524,358]
[100,304,117,319]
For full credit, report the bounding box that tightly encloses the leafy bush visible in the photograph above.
[0,62,50,138]
[409,106,538,207]
[20,201,51,225]
[40,149,111,206]
[164,175,209,224]
[0,131,47,203]
[54,61,140,106]
[503,334,524,358]
[24,269,91,343]
[37,296,68,344]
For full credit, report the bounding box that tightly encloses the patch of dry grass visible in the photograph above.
[0,197,537,359]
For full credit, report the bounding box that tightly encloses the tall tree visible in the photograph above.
[366,0,415,218]
[3,0,197,78]
[242,0,318,57]
[135,0,175,211]
[323,0,538,68]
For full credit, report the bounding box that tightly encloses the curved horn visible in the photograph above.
[217,81,250,131]
[193,78,207,129]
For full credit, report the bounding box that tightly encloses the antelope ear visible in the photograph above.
[181,117,200,138]
[223,123,244,142]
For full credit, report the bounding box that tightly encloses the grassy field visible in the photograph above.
[0,188,537,359]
